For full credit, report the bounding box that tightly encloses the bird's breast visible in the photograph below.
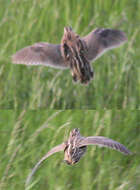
[64,146,87,165]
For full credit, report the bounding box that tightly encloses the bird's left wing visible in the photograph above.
[82,28,127,62]
[26,143,66,186]
[78,136,131,155]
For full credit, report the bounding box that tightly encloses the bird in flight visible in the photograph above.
[12,26,127,85]
[26,128,131,186]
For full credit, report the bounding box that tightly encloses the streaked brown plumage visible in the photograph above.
[26,128,131,186]
[61,27,93,84]
[12,26,127,85]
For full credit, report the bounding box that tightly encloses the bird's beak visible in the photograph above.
[64,27,67,34]
[64,26,72,34]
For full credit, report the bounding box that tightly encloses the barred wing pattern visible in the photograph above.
[12,42,67,69]
[78,136,131,155]
[26,143,66,186]
[82,28,127,62]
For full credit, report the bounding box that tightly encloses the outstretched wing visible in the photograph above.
[78,136,131,155]
[82,28,127,62]
[26,143,66,186]
[12,42,67,69]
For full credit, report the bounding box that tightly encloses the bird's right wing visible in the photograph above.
[12,42,67,69]
[25,143,66,186]
[78,136,132,155]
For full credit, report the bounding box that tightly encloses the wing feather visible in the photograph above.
[82,28,127,62]
[78,136,131,155]
[26,143,66,186]
[12,42,67,69]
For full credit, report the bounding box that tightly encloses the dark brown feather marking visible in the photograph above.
[61,27,94,84]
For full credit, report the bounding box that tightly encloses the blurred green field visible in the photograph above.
[0,110,139,190]
[0,0,139,109]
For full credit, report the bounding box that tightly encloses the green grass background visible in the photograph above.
[0,0,139,109]
[0,110,139,190]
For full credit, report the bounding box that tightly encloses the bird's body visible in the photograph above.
[12,27,127,85]
[25,128,131,186]
[64,146,87,165]
[64,128,87,165]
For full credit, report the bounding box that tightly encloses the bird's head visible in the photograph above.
[70,128,80,137]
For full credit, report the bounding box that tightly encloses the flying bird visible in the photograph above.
[12,26,127,85]
[26,128,131,186]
